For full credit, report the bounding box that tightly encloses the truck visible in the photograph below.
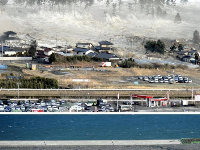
[181,100,188,106]
[100,62,111,67]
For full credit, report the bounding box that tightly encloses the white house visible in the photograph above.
[55,51,73,57]
[73,48,94,56]
[4,50,17,56]
[76,43,93,49]
[44,48,54,56]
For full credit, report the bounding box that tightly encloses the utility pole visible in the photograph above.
[1,42,3,63]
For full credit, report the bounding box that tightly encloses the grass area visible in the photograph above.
[181,138,200,144]
[3,62,200,89]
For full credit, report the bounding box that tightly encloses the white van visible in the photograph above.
[0,105,4,112]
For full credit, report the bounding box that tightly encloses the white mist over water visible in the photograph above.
[0,0,200,51]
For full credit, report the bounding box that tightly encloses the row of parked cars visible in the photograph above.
[69,99,115,112]
[0,99,65,112]
[138,74,192,84]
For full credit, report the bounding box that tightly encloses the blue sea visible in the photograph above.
[0,115,200,140]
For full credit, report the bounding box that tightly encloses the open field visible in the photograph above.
[10,63,200,89]
[0,62,199,99]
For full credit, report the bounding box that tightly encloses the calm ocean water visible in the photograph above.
[0,115,200,140]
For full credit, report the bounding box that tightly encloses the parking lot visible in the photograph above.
[0,98,200,112]
[137,74,192,84]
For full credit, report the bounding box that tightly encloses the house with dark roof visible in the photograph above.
[36,50,49,63]
[94,52,120,61]
[5,37,21,45]
[4,47,26,56]
[73,48,94,56]
[188,49,198,58]
[177,50,189,59]
[87,52,97,57]
[95,41,114,53]
[4,31,17,38]
[76,43,94,49]
[181,55,195,62]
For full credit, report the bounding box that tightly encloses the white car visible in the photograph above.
[70,105,82,111]
[85,103,93,107]
[52,106,59,111]
[0,105,4,112]
[40,101,46,106]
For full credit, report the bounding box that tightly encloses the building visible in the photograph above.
[55,51,73,57]
[181,55,195,62]
[73,48,94,56]
[76,43,93,49]
[4,31,17,38]
[177,50,189,59]
[44,48,53,56]
[95,41,114,53]
[4,50,17,56]
[147,98,168,107]
[94,52,120,61]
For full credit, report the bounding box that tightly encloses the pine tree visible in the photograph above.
[193,30,200,44]
[174,13,181,23]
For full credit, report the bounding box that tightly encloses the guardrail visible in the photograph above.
[0,88,199,91]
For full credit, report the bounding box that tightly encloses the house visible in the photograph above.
[36,50,49,63]
[5,37,21,45]
[188,49,199,58]
[181,55,195,62]
[87,52,97,57]
[55,51,73,57]
[76,43,93,49]
[73,48,94,56]
[0,46,10,52]
[0,46,10,56]
[4,31,17,38]
[4,50,17,56]
[95,41,114,53]
[94,52,120,61]
[177,50,189,59]
[4,47,27,56]
[44,48,54,56]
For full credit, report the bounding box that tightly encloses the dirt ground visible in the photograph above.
[4,63,200,89]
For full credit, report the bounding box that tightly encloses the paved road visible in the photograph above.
[1,145,200,150]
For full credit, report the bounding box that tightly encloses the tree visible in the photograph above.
[193,30,200,44]
[49,53,56,64]
[178,44,184,51]
[174,13,181,23]
[170,45,177,52]
[195,52,199,65]
[156,40,165,54]
[144,40,165,54]
[28,46,36,57]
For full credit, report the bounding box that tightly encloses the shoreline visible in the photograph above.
[0,140,181,146]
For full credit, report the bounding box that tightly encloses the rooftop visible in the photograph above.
[76,43,92,45]
[4,31,17,36]
[95,52,120,60]
[99,41,113,45]
[73,48,91,52]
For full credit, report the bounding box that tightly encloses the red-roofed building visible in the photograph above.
[44,48,53,56]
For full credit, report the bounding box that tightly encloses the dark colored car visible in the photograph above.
[4,106,11,112]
